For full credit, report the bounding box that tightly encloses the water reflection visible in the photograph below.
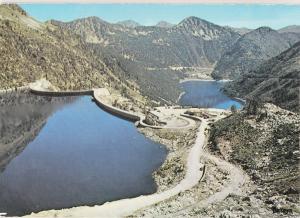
[0,91,73,173]
[0,94,166,216]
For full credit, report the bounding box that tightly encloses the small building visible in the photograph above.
[144,110,166,126]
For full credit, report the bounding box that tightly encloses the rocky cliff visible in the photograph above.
[155,21,174,28]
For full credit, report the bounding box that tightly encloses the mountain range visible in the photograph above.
[1,4,299,111]
[42,13,300,108]
[224,41,300,112]
[54,16,240,69]
[212,27,300,79]
[156,21,174,28]
[51,15,242,102]
[1,5,299,217]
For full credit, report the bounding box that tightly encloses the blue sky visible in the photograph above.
[21,4,300,29]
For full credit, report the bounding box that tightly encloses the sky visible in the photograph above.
[20,4,300,29]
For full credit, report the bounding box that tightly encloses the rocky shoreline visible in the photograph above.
[130,104,300,218]
[2,89,298,218]
[138,123,200,192]
[130,111,249,217]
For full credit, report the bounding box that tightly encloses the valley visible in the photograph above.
[0,3,299,218]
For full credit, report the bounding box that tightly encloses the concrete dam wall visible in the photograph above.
[29,81,141,122]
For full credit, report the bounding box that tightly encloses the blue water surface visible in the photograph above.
[0,96,166,216]
[179,81,243,109]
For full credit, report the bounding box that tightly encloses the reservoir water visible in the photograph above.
[179,80,243,109]
[0,81,242,216]
[0,94,166,216]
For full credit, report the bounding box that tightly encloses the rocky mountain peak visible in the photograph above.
[175,16,232,40]
[178,16,212,28]
[225,26,252,35]
[6,4,27,16]
[278,25,300,34]
[65,16,110,29]
[117,20,140,28]
[255,26,275,34]
[156,21,174,28]
[0,4,45,31]
[241,26,286,43]
[82,16,108,25]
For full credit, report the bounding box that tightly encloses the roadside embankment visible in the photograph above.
[131,112,249,218]
[208,103,300,216]
[139,123,200,192]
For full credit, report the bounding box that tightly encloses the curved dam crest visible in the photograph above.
[28,79,141,122]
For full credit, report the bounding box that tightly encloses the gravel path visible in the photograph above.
[167,152,248,217]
